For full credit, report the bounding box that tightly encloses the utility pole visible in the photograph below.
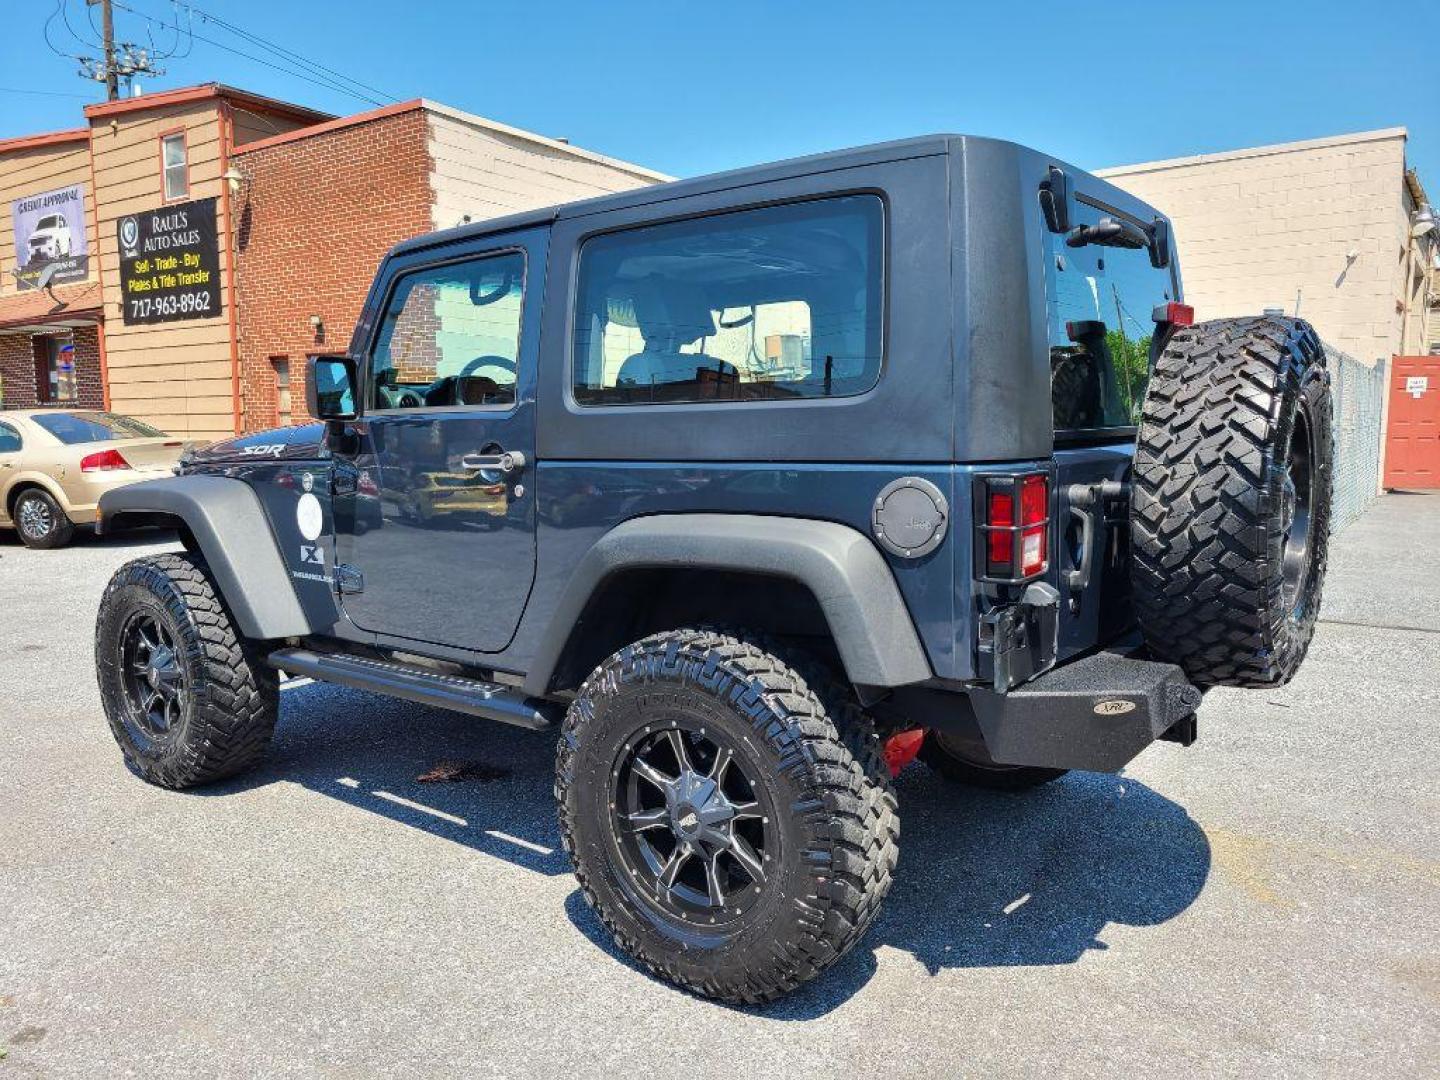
[87,0,119,101]
[78,0,161,99]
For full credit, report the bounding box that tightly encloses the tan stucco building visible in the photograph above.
[1098,128,1438,365]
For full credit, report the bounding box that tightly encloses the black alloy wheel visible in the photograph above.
[611,723,775,926]
[119,611,188,739]
[1280,410,1315,618]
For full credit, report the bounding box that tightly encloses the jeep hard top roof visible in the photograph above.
[391,134,1168,258]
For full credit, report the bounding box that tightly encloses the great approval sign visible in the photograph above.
[116,198,222,325]
[10,184,89,291]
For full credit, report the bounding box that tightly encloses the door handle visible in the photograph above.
[461,450,527,475]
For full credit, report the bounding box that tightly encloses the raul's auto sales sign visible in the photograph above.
[10,184,89,291]
[117,197,222,325]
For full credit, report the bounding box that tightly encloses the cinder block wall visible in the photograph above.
[1099,130,1411,367]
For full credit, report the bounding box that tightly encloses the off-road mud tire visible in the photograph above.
[96,552,279,788]
[1131,316,1332,687]
[555,629,897,1004]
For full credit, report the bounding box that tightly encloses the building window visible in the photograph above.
[271,356,292,426]
[161,131,188,201]
[32,335,77,404]
[572,196,885,406]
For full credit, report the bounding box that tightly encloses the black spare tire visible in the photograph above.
[1130,316,1332,688]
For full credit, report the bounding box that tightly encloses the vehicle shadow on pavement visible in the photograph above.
[197,682,1210,1017]
[192,680,575,876]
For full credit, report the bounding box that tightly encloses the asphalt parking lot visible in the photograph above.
[1,495,1437,1079]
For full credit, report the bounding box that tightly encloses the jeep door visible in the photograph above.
[333,230,545,652]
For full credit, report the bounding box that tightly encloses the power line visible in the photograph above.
[109,1,397,107]
[182,4,398,105]
[0,85,94,98]
[43,1,89,62]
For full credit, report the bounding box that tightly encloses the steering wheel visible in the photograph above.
[459,356,516,378]
[717,306,756,329]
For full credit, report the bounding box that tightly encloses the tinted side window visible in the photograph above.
[0,422,20,453]
[573,196,884,406]
[369,251,526,411]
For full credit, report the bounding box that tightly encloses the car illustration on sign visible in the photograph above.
[26,213,72,264]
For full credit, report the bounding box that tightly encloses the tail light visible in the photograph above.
[1153,302,1194,327]
[80,449,131,472]
[979,473,1050,581]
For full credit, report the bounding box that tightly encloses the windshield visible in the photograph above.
[1043,197,1177,435]
[31,412,168,445]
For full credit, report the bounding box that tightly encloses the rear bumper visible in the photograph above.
[967,649,1202,772]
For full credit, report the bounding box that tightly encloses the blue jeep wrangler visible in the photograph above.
[94,135,1332,1003]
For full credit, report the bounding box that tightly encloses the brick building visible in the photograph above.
[0,84,666,438]
[229,99,665,432]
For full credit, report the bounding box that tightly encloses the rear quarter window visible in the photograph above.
[573,195,885,406]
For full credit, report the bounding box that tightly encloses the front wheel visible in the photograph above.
[556,629,898,1004]
[95,553,279,789]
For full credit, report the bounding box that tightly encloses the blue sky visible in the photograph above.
[3,1,1437,192]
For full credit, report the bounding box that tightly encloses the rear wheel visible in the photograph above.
[96,553,279,788]
[1131,316,1332,688]
[14,488,75,549]
[919,729,1067,791]
[556,629,897,1003]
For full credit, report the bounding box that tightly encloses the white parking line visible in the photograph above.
[331,777,552,856]
[484,830,554,856]
[372,789,468,826]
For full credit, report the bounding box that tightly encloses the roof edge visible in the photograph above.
[1097,127,1409,177]
[85,83,332,124]
[420,99,675,182]
[0,128,91,155]
[232,99,424,156]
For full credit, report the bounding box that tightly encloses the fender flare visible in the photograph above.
[524,514,933,696]
[98,475,313,640]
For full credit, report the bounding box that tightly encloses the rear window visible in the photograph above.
[30,412,167,444]
[573,195,884,406]
[1044,198,1177,436]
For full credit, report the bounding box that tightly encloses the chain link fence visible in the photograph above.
[1325,345,1386,534]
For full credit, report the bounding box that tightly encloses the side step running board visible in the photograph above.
[267,648,557,731]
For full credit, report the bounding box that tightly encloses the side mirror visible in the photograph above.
[306,354,359,422]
